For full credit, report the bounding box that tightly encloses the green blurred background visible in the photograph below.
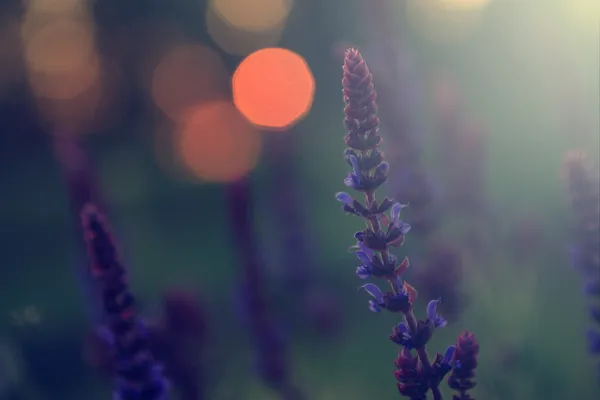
[0,0,598,399]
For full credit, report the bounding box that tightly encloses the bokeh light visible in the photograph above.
[206,5,286,56]
[435,0,491,10]
[19,0,118,133]
[175,101,262,182]
[151,43,229,121]
[35,58,124,134]
[232,48,315,130]
[28,53,100,100]
[562,0,600,25]
[24,19,95,75]
[406,0,490,43]
[210,0,293,32]
[24,0,84,14]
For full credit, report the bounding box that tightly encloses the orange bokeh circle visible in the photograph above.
[176,101,262,182]
[232,47,315,130]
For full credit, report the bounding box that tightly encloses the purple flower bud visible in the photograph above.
[360,283,384,304]
[427,299,447,328]
[349,155,361,175]
[343,174,360,189]
[443,345,456,364]
[335,192,353,205]
[355,250,371,265]
[397,322,409,334]
[397,221,412,235]
[356,240,373,256]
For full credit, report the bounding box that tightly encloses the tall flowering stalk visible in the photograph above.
[563,150,600,382]
[81,204,169,399]
[335,48,478,399]
[263,132,341,335]
[227,178,303,399]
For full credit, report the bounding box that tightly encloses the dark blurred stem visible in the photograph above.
[53,133,102,322]
[227,177,302,400]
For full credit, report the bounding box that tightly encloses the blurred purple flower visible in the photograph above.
[81,204,169,400]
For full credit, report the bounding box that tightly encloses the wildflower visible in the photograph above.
[81,204,169,400]
[360,279,414,314]
[389,300,447,349]
[448,331,479,399]
[394,347,428,400]
[338,48,478,399]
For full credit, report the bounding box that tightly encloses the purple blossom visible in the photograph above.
[338,48,478,400]
[81,204,169,400]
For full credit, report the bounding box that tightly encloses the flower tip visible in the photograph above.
[335,192,353,205]
[344,47,360,60]
[359,283,384,303]
[427,298,444,323]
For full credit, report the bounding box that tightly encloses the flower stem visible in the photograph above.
[366,190,375,206]
[403,308,443,400]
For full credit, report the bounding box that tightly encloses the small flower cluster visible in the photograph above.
[336,48,479,399]
[563,150,600,382]
[81,204,169,400]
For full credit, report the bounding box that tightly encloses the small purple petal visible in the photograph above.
[335,192,353,205]
[435,317,448,328]
[357,240,373,257]
[375,161,389,175]
[390,202,404,223]
[396,322,409,334]
[356,265,371,279]
[360,283,384,304]
[397,221,411,235]
[443,345,456,363]
[427,299,442,321]
[355,250,371,265]
[349,155,361,175]
[368,300,382,313]
[344,175,354,188]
